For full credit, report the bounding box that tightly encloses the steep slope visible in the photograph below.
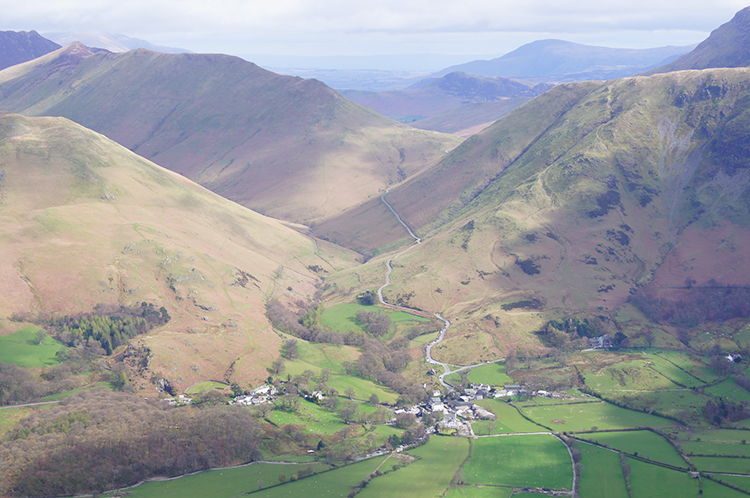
[0,113,357,390]
[644,7,750,74]
[0,44,461,225]
[435,40,693,82]
[341,68,750,359]
[0,30,60,70]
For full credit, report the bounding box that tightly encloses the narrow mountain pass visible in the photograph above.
[376,188,503,391]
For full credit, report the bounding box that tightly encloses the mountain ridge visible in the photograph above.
[0,43,461,228]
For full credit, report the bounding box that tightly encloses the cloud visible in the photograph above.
[4,0,749,55]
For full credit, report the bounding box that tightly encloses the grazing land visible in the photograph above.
[0,327,63,368]
[472,399,548,434]
[578,430,686,467]
[108,462,330,498]
[462,435,572,490]
[577,442,629,498]
[521,400,675,431]
[626,457,698,497]
[446,362,514,387]
[445,486,514,498]
[357,437,469,498]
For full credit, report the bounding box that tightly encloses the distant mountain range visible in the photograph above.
[341,72,551,126]
[0,30,60,70]
[434,40,695,82]
[43,32,192,54]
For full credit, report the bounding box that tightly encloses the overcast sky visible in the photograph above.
[4,0,750,64]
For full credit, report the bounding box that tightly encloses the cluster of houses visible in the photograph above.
[230,384,278,406]
[164,394,193,405]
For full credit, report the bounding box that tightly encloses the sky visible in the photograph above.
[4,0,750,70]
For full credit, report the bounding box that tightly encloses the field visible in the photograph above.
[445,362,514,387]
[611,389,710,424]
[325,375,399,404]
[445,486,513,498]
[626,457,698,497]
[357,436,469,498]
[701,478,750,498]
[577,430,686,467]
[108,462,331,498]
[577,442,629,498]
[0,326,63,368]
[706,475,750,494]
[268,399,348,435]
[471,399,548,434]
[520,400,675,431]
[704,379,750,405]
[462,435,572,490]
[690,456,750,474]
[321,302,429,337]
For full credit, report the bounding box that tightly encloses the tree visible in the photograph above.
[268,357,286,376]
[368,393,380,405]
[34,329,47,345]
[281,339,299,360]
[231,382,244,397]
[345,387,356,399]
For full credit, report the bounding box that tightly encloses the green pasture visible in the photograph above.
[626,457,698,497]
[472,399,548,434]
[691,456,750,474]
[185,380,228,394]
[580,357,683,392]
[706,475,750,494]
[0,326,64,368]
[578,430,686,467]
[107,462,330,498]
[445,486,513,498]
[463,435,572,490]
[651,351,720,384]
[243,456,386,498]
[733,323,750,350]
[680,440,750,457]
[321,302,428,335]
[325,375,399,404]
[704,379,750,405]
[671,428,750,444]
[268,399,346,435]
[445,362,513,387]
[701,478,750,498]
[357,436,469,498]
[612,389,710,424]
[521,400,675,431]
[284,341,360,376]
[577,442,629,498]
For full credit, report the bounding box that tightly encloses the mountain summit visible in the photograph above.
[0,30,60,71]
[644,6,750,74]
[0,44,460,226]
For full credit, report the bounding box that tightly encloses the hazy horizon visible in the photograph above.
[4,1,748,69]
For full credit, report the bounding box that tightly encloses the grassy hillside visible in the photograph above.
[0,113,359,391]
[324,67,750,360]
[0,44,461,230]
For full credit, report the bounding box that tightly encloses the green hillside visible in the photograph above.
[0,112,358,391]
[0,44,461,228]
[325,67,750,360]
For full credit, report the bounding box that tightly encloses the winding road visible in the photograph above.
[377,189,504,391]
